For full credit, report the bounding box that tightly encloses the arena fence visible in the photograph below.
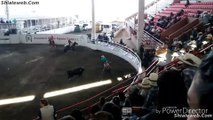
[0,34,142,73]
[0,33,143,119]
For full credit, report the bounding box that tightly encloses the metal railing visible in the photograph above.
[0,23,16,29]
[108,42,141,64]
[144,30,165,46]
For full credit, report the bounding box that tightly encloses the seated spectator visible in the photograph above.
[178,53,201,67]
[185,0,190,7]
[187,51,213,120]
[94,111,114,120]
[157,70,188,120]
[141,69,188,120]
[91,96,106,116]
[196,32,205,49]
[0,18,5,23]
[195,10,203,18]
[139,77,151,97]
[118,92,126,106]
[171,38,183,51]
[187,39,197,51]
[206,34,213,43]
[97,34,103,40]
[126,84,145,106]
[102,102,122,120]
[143,73,159,110]
[70,109,85,120]
[35,99,57,120]
[177,53,201,90]
[201,11,210,25]
[176,9,184,17]
[191,28,198,40]
[111,96,120,107]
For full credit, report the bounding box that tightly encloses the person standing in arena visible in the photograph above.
[48,35,56,48]
[68,39,72,47]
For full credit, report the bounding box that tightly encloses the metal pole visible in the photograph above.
[5,0,9,20]
[91,0,96,41]
[137,0,145,52]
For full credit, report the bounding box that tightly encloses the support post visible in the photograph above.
[137,0,145,52]
[91,0,96,41]
[5,0,9,21]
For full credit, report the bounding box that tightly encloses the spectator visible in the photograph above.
[157,70,188,120]
[139,44,145,60]
[119,39,125,46]
[94,111,114,120]
[91,96,106,116]
[185,0,190,7]
[111,96,120,107]
[196,32,205,49]
[102,102,122,120]
[139,77,151,97]
[187,51,213,120]
[118,92,126,106]
[70,109,85,120]
[35,99,57,120]
[177,53,201,90]
[143,73,159,110]
[110,32,114,40]
[191,28,198,40]
[201,11,210,25]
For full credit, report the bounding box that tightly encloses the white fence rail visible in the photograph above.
[0,34,142,73]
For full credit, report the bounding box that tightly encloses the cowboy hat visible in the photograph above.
[149,73,158,87]
[140,77,151,89]
[178,53,201,67]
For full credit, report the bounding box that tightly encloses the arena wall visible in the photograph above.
[0,34,142,73]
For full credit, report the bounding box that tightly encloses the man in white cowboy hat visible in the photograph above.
[139,77,151,97]
[178,53,201,67]
[178,53,201,90]
[149,73,158,87]
[143,73,159,110]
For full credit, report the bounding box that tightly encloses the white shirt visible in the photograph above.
[40,105,55,120]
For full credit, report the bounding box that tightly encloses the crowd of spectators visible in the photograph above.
[170,20,213,54]
[144,9,185,39]
[0,18,16,24]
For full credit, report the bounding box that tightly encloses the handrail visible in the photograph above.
[144,30,165,46]
[56,73,135,113]
[80,92,115,112]
[123,59,159,93]
[0,23,16,29]
[110,43,141,63]
[199,43,213,54]
[80,59,160,113]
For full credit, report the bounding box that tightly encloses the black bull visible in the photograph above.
[67,67,85,79]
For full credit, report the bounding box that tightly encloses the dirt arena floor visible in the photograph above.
[0,44,136,120]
